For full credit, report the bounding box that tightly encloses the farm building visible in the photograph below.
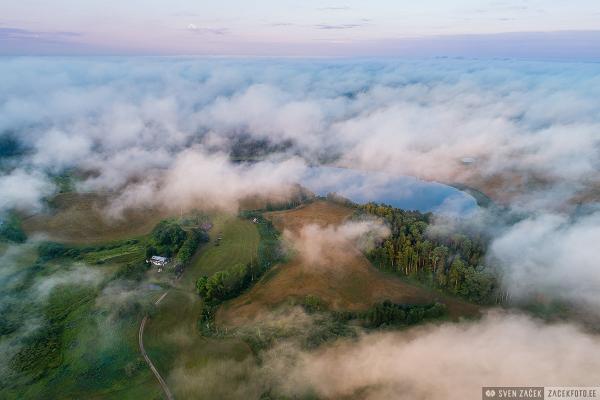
[148,255,169,266]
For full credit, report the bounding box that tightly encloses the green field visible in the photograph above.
[183,215,260,290]
[1,207,262,399]
[142,215,260,399]
[0,238,164,399]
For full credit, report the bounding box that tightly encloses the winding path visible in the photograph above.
[139,292,174,400]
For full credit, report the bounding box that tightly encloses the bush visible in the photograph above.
[37,242,87,261]
[152,220,186,247]
[364,301,447,328]
[0,215,27,243]
[303,295,326,313]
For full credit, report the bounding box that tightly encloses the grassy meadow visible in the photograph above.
[0,243,163,399]
[142,214,260,399]
[2,192,482,400]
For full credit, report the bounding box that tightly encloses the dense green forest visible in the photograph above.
[360,203,497,304]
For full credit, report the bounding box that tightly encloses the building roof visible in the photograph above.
[150,255,168,262]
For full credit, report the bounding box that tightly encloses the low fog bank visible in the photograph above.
[272,311,600,400]
[1,57,598,216]
[165,309,600,400]
[106,149,308,216]
[489,210,600,311]
[283,219,390,268]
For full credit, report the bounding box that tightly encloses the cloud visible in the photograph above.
[0,57,598,217]
[283,219,390,268]
[490,211,600,310]
[187,24,228,35]
[315,23,364,30]
[106,149,308,216]
[0,57,598,308]
[31,129,92,170]
[33,264,104,298]
[0,27,81,42]
[0,169,54,212]
[274,311,600,399]
[317,6,351,11]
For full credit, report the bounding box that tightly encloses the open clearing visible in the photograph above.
[183,215,259,290]
[143,215,259,399]
[21,192,168,244]
[217,201,479,326]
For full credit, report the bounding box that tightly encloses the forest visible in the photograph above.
[360,203,497,304]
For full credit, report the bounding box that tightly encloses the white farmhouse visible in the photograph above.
[148,255,169,266]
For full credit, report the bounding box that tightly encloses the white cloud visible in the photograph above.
[0,169,54,212]
[490,211,600,310]
[276,312,600,399]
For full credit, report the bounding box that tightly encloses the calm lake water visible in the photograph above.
[300,166,477,215]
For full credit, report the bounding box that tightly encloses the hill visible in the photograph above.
[217,201,479,326]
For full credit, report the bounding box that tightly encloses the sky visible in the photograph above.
[2,0,600,57]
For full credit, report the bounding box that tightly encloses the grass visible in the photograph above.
[0,274,163,400]
[142,215,259,399]
[3,208,260,399]
[0,231,165,399]
[21,192,168,244]
[184,215,259,290]
[81,241,146,265]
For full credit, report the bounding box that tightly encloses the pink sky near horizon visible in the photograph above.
[1,0,600,57]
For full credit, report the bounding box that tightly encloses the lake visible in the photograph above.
[300,166,478,215]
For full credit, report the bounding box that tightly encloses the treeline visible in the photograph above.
[196,263,253,303]
[196,213,282,305]
[176,228,209,265]
[360,203,497,304]
[325,192,357,208]
[262,187,315,212]
[302,296,447,328]
[362,301,446,327]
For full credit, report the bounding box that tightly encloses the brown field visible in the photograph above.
[217,201,479,326]
[21,192,169,243]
